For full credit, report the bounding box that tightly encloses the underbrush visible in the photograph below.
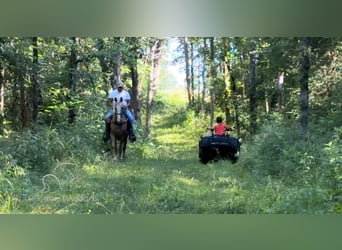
[0,101,340,214]
[239,118,341,213]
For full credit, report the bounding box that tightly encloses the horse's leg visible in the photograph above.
[113,137,118,160]
[119,140,123,160]
[122,136,127,159]
[111,137,115,158]
[120,125,127,160]
[109,133,114,156]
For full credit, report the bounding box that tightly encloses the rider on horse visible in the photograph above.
[104,81,136,142]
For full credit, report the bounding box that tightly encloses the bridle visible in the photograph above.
[112,97,126,124]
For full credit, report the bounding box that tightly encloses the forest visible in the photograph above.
[0,37,341,214]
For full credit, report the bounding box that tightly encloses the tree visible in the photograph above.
[31,37,41,122]
[248,40,258,135]
[124,37,141,121]
[181,38,191,107]
[0,46,4,134]
[208,37,216,126]
[95,38,122,91]
[67,37,78,124]
[0,36,340,142]
[299,37,311,137]
[145,38,164,137]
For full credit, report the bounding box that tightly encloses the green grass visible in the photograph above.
[0,92,340,214]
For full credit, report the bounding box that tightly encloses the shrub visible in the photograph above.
[322,126,342,213]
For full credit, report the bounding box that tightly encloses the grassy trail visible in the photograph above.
[2,89,337,214]
[4,89,262,214]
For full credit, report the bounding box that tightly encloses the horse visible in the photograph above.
[110,97,129,160]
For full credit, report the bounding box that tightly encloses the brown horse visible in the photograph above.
[110,97,129,160]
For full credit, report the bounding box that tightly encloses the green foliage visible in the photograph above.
[1,90,340,214]
[0,114,340,214]
[1,37,341,214]
[238,114,341,213]
[322,127,342,212]
[241,116,330,181]
[0,91,105,175]
[13,128,65,173]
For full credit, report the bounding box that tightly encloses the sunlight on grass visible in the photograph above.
[173,176,200,186]
[82,165,102,175]
[159,89,187,107]
[155,133,189,145]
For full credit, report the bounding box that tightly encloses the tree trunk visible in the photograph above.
[126,37,140,121]
[32,37,40,122]
[222,38,231,124]
[190,40,195,107]
[275,71,285,111]
[18,74,29,127]
[299,37,311,137]
[249,51,257,135]
[201,63,207,113]
[130,60,140,121]
[209,37,215,126]
[231,75,241,137]
[201,38,208,114]
[95,38,110,89]
[145,39,163,137]
[183,38,192,107]
[95,38,121,92]
[68,37,77,124]
[112,37,122,89]
[0,65,4,134]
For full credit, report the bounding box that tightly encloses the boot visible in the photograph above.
[129,128,136,142]
[103,122,111,142]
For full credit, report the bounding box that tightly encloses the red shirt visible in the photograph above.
[214,123,229,136]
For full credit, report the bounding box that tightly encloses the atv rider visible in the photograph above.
[208,116,231,136]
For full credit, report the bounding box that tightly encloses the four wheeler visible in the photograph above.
[199,128,241,164]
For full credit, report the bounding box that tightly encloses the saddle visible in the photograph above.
[110,113,136,142]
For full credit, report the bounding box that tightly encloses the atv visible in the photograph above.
[199,129,241,164]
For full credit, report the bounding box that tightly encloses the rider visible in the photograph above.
[103,81,136,142]
[208,116,230,136]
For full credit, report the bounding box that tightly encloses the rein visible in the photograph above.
[112,98,127,125]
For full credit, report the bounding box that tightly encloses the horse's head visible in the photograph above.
[112,97,126,123]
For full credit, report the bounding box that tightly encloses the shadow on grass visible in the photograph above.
[11,138,250,214]
[55,156,244,214]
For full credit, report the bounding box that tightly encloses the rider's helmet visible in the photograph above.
[216,116,223,123]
